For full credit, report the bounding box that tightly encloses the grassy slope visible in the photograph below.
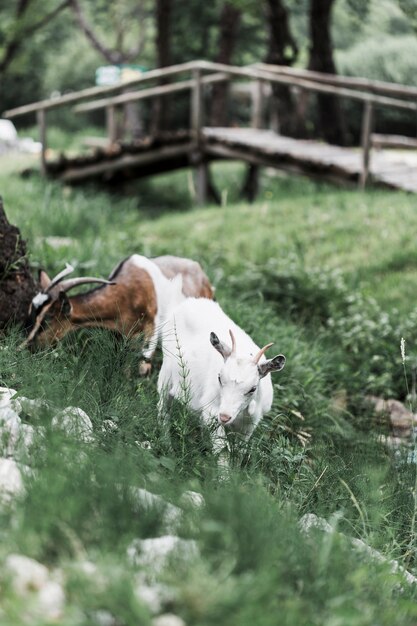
[1,158,417,624]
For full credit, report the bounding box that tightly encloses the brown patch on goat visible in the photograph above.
[153,255,214,299]
[70,264,157,340]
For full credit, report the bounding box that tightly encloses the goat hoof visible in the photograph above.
[139,361,152,377]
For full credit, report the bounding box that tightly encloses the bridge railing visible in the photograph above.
[3,59,417,188]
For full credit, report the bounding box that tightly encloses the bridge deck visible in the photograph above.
[203,128,417,192]
[46,127,417,193]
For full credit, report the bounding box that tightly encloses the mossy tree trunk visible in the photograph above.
[0,197,37,331]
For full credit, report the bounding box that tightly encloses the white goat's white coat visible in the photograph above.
[129,255,185,359]
[158,298,285,449]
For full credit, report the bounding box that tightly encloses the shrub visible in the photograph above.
[337,35,417,139]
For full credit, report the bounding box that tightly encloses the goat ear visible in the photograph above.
[258,354,286,378]
[58,291,71,316]
[210,332,232,360]
[38,270,52,291]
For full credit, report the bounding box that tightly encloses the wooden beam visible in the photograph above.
[75,73,228,114]
[59,143,193,182]
[3,60,204,118]
[191,68,203,144]
[201,61,417,112]
[360,100,374,189]
[5,59,417,120]
[106,106,118,144]
[251,79,264,129]
[256,63,417,101]
[371,134,417,150]
[37,109,47,175]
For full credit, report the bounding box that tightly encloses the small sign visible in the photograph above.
[95,66,121,86]
[95,65,147,86]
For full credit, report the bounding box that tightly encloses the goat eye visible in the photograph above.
[218,374,222,386]
[247,386,257,395]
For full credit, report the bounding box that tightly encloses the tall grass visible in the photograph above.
[1,155,417,623]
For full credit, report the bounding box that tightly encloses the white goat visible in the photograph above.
[158,298,285,451]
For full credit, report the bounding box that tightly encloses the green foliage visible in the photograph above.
[337,34,417,137]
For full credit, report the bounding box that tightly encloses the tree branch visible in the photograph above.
[0,0,70,74]
[69,0,124,64]
[22,0,70,38]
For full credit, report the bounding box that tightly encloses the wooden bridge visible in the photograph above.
[4,60,417,202]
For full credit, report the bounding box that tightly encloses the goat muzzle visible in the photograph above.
[219,413,232,424]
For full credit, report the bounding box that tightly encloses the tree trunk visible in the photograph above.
[265,0,301,136]
[209,3,241,127]
[308,0,347,145]
[151,0,173,135]
[0,198,37,331]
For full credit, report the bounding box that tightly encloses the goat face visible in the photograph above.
[24,292,72,349]
[210,331,285,428]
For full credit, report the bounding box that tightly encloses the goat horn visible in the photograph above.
[56,277,115,294]
[229,329,236,355]
[46,263,74,292]
[253,342,274,364]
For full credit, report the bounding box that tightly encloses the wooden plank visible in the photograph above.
[197,62,417,112]
[37,109,47,175]
[202,127,417,192]
[106,106,118,144]
[256,63,417,101]
[75,73,228,114]
[360,101,374,188]
[6,59,417,120]
[191,68,203,143]
[3,60,203,118]
[371,134,417,150]
[251,79,264,129]
[59,143,193,182]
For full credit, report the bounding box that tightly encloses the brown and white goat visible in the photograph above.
[23,254,214,373]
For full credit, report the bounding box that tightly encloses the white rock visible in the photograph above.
[19,424,36,450]
[0,407,37,459]
[37,579,65,619]
[16,396,49,417]
[0,387,18,410]
[5,555,65,619]
[91,610,118,626]
[137,440,152,449]
[153,613,186,626]
[129,488,183,532]
[0,458,24,501]
[18,137,42,154]
[52,406,94,443]
[134,580,174,615]
[5,554,49,594]
[299,513,417,587]
[101,419,118,434]
[0,409,21,456]
[127,535,198,579]
[0,120,18,143]
[75,560,98,577]
[179,491,205,509]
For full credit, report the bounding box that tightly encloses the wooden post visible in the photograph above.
[196,163,208,206]
[106,105,117,145]
[251,79,264,129]
[191,67,207,204]
[360,100,374,189]
[37,109,47,175]
[191,68,203,144]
